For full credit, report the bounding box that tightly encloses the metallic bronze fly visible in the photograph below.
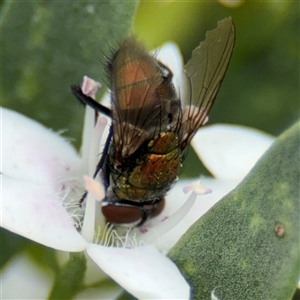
[71,17,235,226]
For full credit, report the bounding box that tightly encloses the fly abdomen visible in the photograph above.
[112,131,181,202]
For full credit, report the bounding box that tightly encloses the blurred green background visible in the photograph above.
[2,1,299,143]
[1,0,299,297]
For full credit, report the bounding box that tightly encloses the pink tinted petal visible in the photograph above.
[192,124,274,180]
[2,175,87,251]
[2,107,82,184]
[87,244,190,299]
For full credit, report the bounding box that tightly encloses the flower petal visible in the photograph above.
[2,107,82,184]
[2,175,87,251]
[81,106,97,174]
[191,124,274,180]
[87,244,190,299]
[2,108,87,251]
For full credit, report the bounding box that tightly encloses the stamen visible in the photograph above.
[141,181,212,244]
[88,117,108,174]
[101,223,114,246]
[81,76,102,99]
[80,116,108,240]
[94,226,102,244]
[81,192,96,242]
[182,181,212,195]
[83,176,105,201]
[80,76,102,172]
[93,223,142,250]
[81,107,95,171]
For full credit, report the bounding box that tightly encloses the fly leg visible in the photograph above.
[71,85,112,118]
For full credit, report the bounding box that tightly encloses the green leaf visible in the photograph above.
[169,121,300,299]
[1,1,138,147]
[48,252,86,300]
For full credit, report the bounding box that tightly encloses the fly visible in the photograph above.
[71,17,235,226]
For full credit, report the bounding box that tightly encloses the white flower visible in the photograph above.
[1,43,274,299]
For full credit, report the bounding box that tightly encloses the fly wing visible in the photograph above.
[110,37,180,161]
[180,17,235,148]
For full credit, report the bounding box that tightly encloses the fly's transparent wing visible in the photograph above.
[180,17,235,147]
[110,37,180,161]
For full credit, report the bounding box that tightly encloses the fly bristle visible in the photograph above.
[104,41,120,75]
[95,36,122,88]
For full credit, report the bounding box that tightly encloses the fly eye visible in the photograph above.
[101,198,165,226]
[102,203,143,224]
[147,198,165,218]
